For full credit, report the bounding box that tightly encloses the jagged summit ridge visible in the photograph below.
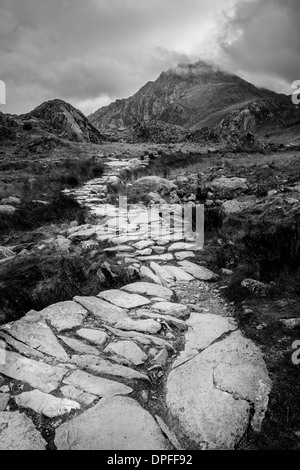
[88,60,287,139]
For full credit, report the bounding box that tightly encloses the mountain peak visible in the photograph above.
[89,61,280,136]
[22,98,104,143]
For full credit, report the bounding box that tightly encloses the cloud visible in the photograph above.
[1,0,298,115]
[0,0,236,115]
[219,0,300,93]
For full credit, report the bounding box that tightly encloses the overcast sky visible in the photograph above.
[1,0,299,116]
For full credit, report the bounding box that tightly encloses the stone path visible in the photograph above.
[0,154,271,450]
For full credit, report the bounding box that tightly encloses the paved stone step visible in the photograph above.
[0,350,67,393]
[104,341,148,366]
[121,282,173,300]
[97,290,151,309]
[1,315,68,359]
[0,412,47,450]
[14,389,80,418]
[70,354,150,382]
[178,261,219,281]
[73,296,128,325]
[55,396,170,450]
[63,370,133,397]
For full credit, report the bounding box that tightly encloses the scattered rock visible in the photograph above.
[0,205,17,215]
[279,318,300,329]
[241,279,268,296]
[152,349,169,367]
[166,330,271,449]
[150,262,175,286]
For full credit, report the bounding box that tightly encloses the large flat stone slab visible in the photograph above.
[40,301,87,332]
[0,331,45,360]
[70,355,149,382]
[60,385,97,406]
[105,341,148,366]
[0,350,66,393]
[55,396,170,450]
[1,316,68,359]
[137,254,174,262]
[166,351,250,450]
[178,261,219,281]
[134,310,186,331]
[76,329,108,346]
[59,336,100,355]
[173,314,238,366]
[163,265,194,282]
[103,326,174,351]
[150,262,175,287]
[63,370,132,397]
[0,412,47,450]
[200,331,272,433]
[168,243,197,252]
[68,226,99,241]
[151,302,189,319]
[97,290,151,309]
[140,266,162,285]
[122,282,173,300]
[114,318,161,335]
[74,296,128,325]
[166,330,271,449]
[15,390,80,418]
[175,252,195,261]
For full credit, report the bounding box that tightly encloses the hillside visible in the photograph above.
[20,99,105,144]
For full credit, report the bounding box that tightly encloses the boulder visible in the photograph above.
[133,177,177,198]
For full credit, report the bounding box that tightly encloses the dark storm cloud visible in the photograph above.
[2,0,298,115]
[219,0,300,88]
